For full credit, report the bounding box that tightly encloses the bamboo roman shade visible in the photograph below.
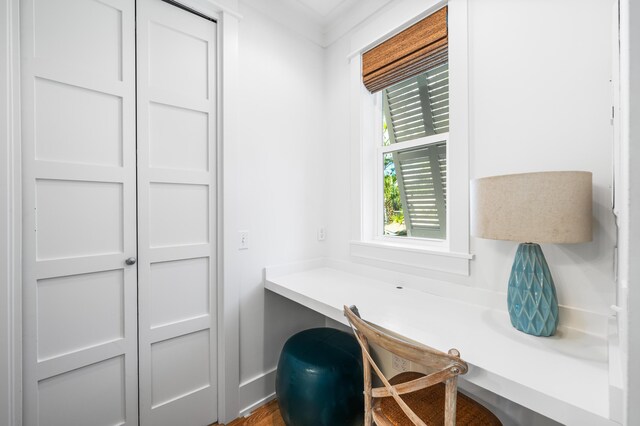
[362,6,448,93]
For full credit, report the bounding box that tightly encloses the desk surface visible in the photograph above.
[265,266,618,426]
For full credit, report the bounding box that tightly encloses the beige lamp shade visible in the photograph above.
[470,171,593,244]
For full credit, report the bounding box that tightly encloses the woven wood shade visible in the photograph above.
[362,6,448,93]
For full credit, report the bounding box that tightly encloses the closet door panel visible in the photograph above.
[137,1,218,425]
[149,103,209,171]
[33,0,123,80]
[21,0,138,424]
[36,270,125,360]
[148,21,209,99]
[148,182,210,247]
[150,329,212,406]
[37,356,127,426]
[35,180,124,259]
[150,257,210,327]
[34,79,123,166]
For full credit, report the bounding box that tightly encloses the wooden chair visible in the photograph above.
[344,305,502,426]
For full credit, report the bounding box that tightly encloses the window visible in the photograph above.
[349,0,470,274]
[381,64,449,239]
[361,6,449,241]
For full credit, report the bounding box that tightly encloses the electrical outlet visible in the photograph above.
[392,354,409,372]
[239,230,249,250]
[317,227,326,241]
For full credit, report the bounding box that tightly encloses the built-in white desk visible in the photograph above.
[265,264,622,426]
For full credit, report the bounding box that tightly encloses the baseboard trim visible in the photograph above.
[238,367,277,416]
[239,392,276,418]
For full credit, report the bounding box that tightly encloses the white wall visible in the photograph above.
[468,0,616,314]
[231,1,328,414]
[1,0,11,423]
[327,0,616,322]
[325,36,353,262]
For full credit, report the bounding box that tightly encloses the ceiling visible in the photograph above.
[240,0,394,47]
[295,0,360,21]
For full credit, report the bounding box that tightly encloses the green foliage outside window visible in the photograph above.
[384,161,403,224]
[383,119,405,234]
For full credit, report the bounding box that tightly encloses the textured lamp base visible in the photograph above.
[508,243,559,337]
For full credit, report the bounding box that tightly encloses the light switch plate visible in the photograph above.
[239,230,249,250]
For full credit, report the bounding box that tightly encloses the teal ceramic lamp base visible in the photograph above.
[507,243,559,337]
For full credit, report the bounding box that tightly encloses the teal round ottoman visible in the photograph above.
[276,328,364,426]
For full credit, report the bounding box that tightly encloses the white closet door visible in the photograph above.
[136,1,218,425]
[21,0,138,425]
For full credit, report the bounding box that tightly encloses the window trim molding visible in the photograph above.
[348,0,471,275]
[350,241,473,276]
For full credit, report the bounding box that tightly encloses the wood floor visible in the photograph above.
[212,400,285,426]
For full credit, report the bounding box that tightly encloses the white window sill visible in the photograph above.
[349,240,473,275]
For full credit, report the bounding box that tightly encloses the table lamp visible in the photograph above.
[470,171,592,337]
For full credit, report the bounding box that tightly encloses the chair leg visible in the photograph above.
[363,369,372,425]
[362,343,373,426]
[444,376,458,426]
[364,396,372,426]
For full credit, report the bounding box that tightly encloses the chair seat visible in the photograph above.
[373,372,502,426]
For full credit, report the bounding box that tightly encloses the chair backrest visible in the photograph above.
[344,305,468,426]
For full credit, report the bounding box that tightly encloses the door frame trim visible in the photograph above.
[1,0,22,425]
[1,0,242,424]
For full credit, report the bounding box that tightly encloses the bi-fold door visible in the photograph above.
[136,1,218,425]
[21,0,217,425]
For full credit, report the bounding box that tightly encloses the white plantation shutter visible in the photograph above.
[427,64,450,134]
[383,63,449,143]
[393,144,446,239]
[384,63,449,239]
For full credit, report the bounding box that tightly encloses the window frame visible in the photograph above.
[348,0,472,275]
